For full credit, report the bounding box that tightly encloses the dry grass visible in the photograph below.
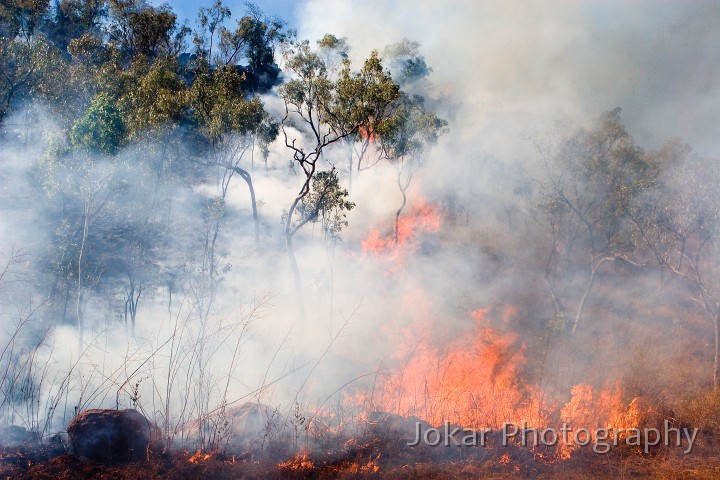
[676,390,720,436]
[2,443,720,480]
[6,387,720,479]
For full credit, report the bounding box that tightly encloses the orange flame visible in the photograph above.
[560,383,626,432]
[358,122,378,142]
[356,306,545,430]
[188,450,213,463]
[278,452,314,470]
[361,199,441,274]
[343,302,664,441]
[348,200,672,460]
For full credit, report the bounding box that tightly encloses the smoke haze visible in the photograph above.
[299,0,720,152]
[0,0,719,456]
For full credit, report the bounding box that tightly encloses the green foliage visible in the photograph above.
[538,108,653,254]
[333,51,400,137]
[194,0,230,61]
[294,167,355,241]
[532,108,662,336]
[377,94,448,160]
[383,38,432,87]
[108,0,187,60]
[220,8,281,69]
[71,92,125,154]
[39,35,111,125]
[117,55,187,139]
[279,40,331,113]
[188,65,266,143]
[629,139,720,266]
[0,36,64,121]
[195,1,288,69]
[67,32,108,65]
[281,42,401,145]
[317,33,346,52]
[44,0,105,53]
[0,0,50,39]
[316,34,348,74]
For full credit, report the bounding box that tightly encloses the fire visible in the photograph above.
[187,450,213,463]
[344,300,670,445]
[361,199,441,273]
[276,452,382,476]
[560,383,626,432]
[277,452,313,470]
[358,457,381,473]
[358,121,378,142]
[360,306,545,430]
[341,199,679,464]
[277,452,381,474]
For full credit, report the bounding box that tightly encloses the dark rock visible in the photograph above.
[67,409,150,463]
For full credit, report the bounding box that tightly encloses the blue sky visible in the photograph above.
[150,0,303,30]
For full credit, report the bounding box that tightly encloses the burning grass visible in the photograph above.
[3,200,720,479]
[4,442,720,479]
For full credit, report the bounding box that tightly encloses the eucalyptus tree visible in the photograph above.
[195,1,288,92]
[333,38,432,194]
[316,33,348,76]
[382,38,432,91]
[43,0,106,53]
[628,140,720,389]
[0,0,49,40]
[0,36,62,123]
[338,50,400,192]
[43,150,127,346]
[107,0,188,61]
[377,93,447,244]
[189,63,276,248]
[279,41,398,311]
[532,108,654,335]
[217,3,288,71]
[193,0,230,63]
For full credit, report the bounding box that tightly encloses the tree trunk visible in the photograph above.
[348,156,353,194]
[76,205,90,349]
[572,257,600,336]
[544,237,563,326]
[230,166,260,248]
[62,282,70,325]
[283,160,316,320]
[326,244,335,330]
[347,138,353,195]
[571,269,595,336]
[571,256,612,336]
[714,308,720,390]
[286,232,305,320]
[394,183,408,245]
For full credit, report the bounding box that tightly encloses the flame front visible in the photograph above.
[365,306,543,429]
[350,201,663,450]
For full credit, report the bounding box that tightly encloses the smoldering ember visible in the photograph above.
[2,0,720,479]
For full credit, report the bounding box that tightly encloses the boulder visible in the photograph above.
[67,409,150,463]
